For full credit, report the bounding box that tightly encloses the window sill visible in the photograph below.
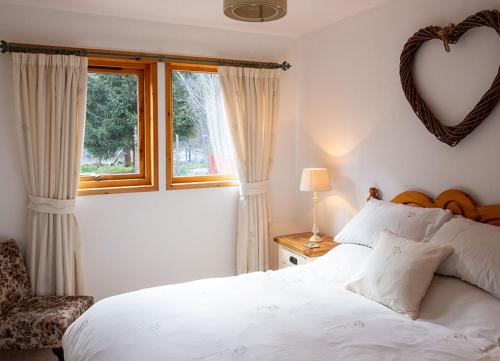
[78,184,159,196]
[167,180,239,190]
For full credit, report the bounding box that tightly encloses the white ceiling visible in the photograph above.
[0,0,393,37]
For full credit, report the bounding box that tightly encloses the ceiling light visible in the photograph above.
[223,0,287,22]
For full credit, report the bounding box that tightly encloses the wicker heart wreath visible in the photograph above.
[400,10,500,147]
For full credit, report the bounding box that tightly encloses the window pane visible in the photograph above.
[172,70,235,177]
[82,72,139,176]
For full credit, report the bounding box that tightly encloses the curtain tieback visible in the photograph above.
[240,180,269,196]
[28,195,76,214]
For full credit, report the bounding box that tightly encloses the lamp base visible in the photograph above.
[309,233,322,242]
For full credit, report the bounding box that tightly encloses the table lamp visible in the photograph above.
[300,168,331,242]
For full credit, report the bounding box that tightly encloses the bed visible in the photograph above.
[62,188,500,361]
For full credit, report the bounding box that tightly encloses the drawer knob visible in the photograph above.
[289,256,298,265]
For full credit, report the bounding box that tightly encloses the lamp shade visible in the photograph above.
[300,168,331,192]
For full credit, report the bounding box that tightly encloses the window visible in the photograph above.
[79,58,158,195]
[166,64,237,189]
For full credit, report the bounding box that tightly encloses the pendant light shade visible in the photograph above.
[224,0,287,22]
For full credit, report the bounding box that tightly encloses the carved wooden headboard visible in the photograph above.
[367,187,500,227]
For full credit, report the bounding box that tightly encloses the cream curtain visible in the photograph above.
[12,53,88,296]
[218,67,280,274]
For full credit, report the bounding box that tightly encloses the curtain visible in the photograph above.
[218,67,280,274]
[12,53,88,296]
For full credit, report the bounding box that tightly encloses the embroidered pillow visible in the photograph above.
[345,231,453,319]
[429,216,500,299]
[336,199,452,248]
[0,240,32,316]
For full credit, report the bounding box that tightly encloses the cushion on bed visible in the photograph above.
[335,199,452,248]
[345,231,453,319]
[429,216,500,299]
[0,295,94,350]
[0,240,32,316]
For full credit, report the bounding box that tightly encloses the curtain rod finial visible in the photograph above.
[281,61,291,71]
[1,40,9,54]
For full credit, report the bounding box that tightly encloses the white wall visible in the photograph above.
[0,4,298,300]
[296,0,500,236]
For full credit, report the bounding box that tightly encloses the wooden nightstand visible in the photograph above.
[273,232,338,269]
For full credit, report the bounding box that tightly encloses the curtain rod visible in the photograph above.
[0,41,291,71]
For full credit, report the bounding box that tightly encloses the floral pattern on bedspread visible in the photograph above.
[0,295,93,350]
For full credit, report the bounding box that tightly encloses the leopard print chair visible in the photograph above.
[0,240,93,361]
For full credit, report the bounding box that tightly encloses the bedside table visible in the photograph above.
[273,232,338,269]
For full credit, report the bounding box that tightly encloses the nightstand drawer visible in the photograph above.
[279,246,307,268]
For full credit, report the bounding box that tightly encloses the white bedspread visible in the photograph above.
[63,245,500,361]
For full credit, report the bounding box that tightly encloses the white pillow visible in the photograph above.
[336,199,452,248]
[429,216,500,299]
[345,231,453,319]
[419,275,500,348]
[314,244,372,284]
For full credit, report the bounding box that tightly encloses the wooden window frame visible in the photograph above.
[166,63,238,190]
[79,58,158,196]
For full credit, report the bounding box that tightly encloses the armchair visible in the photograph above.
[0,240,93,361]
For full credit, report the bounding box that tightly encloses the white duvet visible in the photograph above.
[63,245,500,361]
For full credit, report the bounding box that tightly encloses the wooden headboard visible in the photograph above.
[367,187,500,227]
